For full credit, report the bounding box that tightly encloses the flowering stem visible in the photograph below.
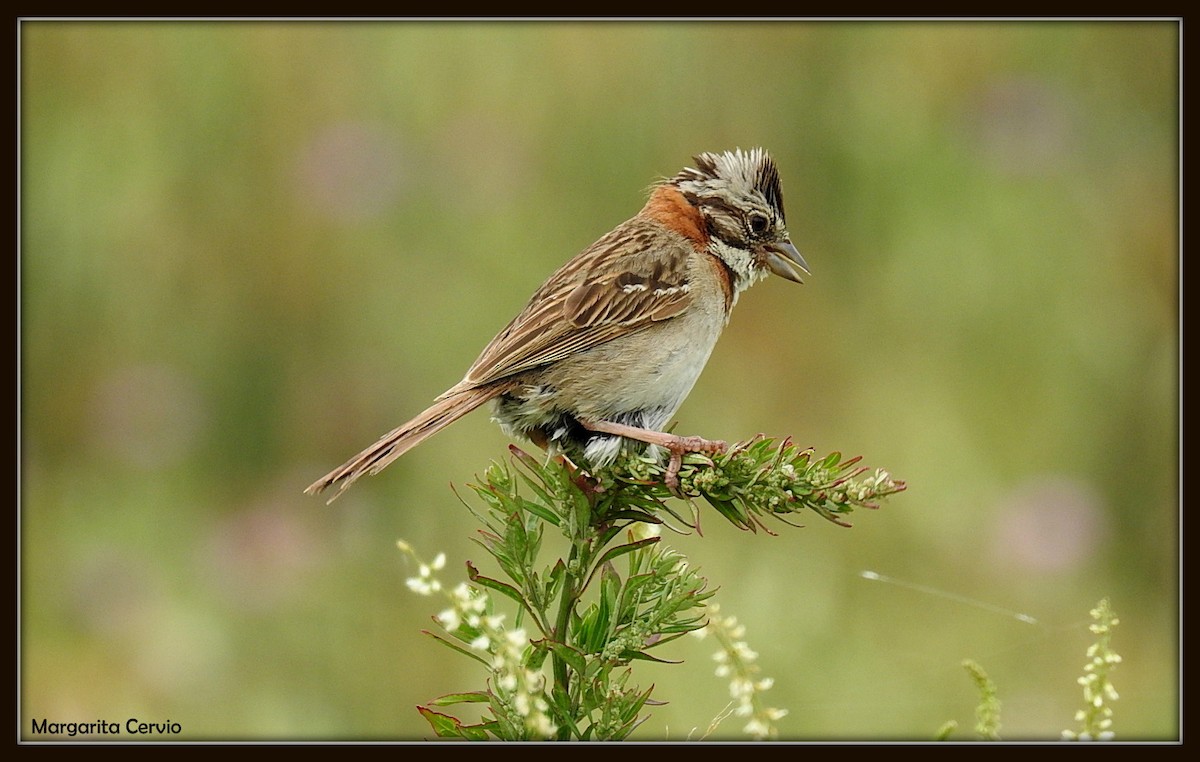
[405,440,903,740]
[1063,598,1121,741]
[551,542,581,740]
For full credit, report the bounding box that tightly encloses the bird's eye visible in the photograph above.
[748,212,770,235]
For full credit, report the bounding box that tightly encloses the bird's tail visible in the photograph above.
[305,385,505,503]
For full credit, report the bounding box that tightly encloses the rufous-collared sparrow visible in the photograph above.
[306,148,809,502]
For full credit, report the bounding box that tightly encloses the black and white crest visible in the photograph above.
[672,148,786,224]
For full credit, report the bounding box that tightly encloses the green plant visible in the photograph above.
[1063,598,1121,741]
[940,598,1121,742]
[400,437,905,741]
[962,659,1001,740]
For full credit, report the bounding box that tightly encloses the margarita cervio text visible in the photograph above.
[30,718,182,736]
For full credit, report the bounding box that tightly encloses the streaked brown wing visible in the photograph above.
[452,218,694,390]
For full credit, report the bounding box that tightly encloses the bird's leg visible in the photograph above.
[580,419,726,489]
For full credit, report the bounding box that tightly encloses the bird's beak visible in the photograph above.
[764,238,810,283]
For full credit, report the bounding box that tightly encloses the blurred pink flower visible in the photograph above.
[294,121,406,222]
[201,490,327,610]
[988,476,1109,573]
[89,364,205,470]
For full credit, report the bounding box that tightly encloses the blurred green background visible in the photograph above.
[20,20,1178,741]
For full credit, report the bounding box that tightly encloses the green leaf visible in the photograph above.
[607,510,663,524]
[584,537,659,592]
[457,725,492,741]
[594,564,622,640]
[703,495,752,530]
[653,497,695,528]
[616,572,657,621]
[520,496,561,526]
[642,630,692,648]
[540,638,588,677]
[543,558,566,605]
[619,683,656,724]
[545,683,582,739]
[594,523,625,550]
[476,720,504,737]
[505,503,529,545]
[417,706,491,740]
[514,469,554,511]
[623,649,683,664]
[570,484,592,528]
[508,443,547,473]
[466,562,528,607]
[421,629,491,668]
[527,641,550,670]
[576,599,608,653]
[428,691,493,706]
[821,451,843,469]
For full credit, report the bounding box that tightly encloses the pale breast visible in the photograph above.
[538,247,731,427]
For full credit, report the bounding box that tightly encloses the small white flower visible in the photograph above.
[729,677,754,700]
[733,642,758,661]
[524,669,545,691]
[431,552,446,570]
[530,713,557,737]
[405,577,432,595]
[469,635,490,651]
[514,693,530,716]
[506,629,528,647]
[743,718,770,738]
[437,608,460,630]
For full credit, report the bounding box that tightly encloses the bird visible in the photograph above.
[305,148,809,503]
